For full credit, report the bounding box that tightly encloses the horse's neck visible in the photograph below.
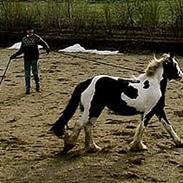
[137,68,163,82]
[153,66,168,96]
[158,66,169,94]
[160,78,168,96]
[154,66,165,83]
[139,67,168,94]
[141,66,164,82]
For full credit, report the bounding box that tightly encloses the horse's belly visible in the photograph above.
[106,100,141,116]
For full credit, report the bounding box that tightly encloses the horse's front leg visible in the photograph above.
[130,112,153,151]
[130,122,147,151]
[84,119,101,153]
[159,110,183,147]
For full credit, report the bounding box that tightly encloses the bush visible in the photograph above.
[0,0,183,37]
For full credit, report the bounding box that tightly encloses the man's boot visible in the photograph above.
[34,74,40,92]
[26,89,30,95]
[36,84,40,92]
[25,76,31,95]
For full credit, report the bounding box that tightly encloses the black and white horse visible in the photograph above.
[50,53,183,153]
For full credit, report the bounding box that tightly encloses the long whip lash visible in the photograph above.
[0,49,142,88]
[0,59,11,87]
[60,52,143,73]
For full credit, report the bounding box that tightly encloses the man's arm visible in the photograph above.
[37,35,50,53]
[10,42,24,59]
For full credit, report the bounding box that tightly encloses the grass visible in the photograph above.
[0,0,183,37]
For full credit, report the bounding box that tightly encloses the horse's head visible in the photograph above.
[163,53,183,81]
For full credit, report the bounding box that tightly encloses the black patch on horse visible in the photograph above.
[124,79,140,83]
[118,79,138,99]
[89,77,140,118]
[143,80,150,89]
[123,85,138,99]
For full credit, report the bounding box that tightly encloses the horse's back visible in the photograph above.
[80,75,161,116]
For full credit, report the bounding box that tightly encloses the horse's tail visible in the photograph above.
[50,78,92,138]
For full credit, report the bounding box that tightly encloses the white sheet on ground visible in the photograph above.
[8,42,43,49]
[59,44,119,55]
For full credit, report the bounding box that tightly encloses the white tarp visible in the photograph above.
[8,42,43,49]
[59,44,119,55]
[8,43,119,55]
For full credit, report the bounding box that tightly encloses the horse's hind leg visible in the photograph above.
[63,111,88,153]
[84,102,105,152]
[63,124,81,153]
[84,117,102,153]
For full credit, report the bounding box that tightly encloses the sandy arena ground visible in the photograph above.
[1,49,183,183]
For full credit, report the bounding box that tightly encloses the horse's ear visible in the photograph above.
[169,52,174,58]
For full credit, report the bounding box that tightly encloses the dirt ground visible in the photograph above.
[1,49,183,183]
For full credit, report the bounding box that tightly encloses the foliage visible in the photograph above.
[0,0,183,37]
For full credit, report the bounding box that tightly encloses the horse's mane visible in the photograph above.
[145,54,169,76]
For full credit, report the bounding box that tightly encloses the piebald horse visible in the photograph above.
[50,53,183,153]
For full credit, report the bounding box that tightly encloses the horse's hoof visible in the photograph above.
[130,141,148,152]
[86,144,102,153]
[175,140,183,148]
[63,143,76,153]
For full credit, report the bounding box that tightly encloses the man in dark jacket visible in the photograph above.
[10,26,50,95]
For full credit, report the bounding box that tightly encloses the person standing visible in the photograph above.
[10,26,50,95]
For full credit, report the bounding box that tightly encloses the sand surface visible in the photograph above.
[1,49,183,183]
